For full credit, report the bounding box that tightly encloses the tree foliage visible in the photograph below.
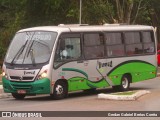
[0,0,160,58]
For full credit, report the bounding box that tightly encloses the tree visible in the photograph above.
[148,0,160,46]
[0,0,160,59]
[81,0,150,25]
[0,0,26,59]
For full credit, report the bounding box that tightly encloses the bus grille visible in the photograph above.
[10,76,34,81]
[11,84,32,90]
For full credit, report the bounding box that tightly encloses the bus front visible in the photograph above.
[2,30,57,99]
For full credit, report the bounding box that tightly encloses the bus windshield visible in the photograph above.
[5,31,57,65]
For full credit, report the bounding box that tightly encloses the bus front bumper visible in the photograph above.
[2,77,51,94]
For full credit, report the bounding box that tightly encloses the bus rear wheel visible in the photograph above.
[12,93,26,100]
[112,75,130,92]
[52,81,68,100]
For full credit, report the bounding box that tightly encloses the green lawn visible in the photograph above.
[111,91,137,96]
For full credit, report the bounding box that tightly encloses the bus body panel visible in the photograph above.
[2,77,50,94]
[52,55,156,92]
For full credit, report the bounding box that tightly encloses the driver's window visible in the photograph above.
[54,34,81,65]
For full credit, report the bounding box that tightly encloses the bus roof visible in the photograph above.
[18,24,154,33]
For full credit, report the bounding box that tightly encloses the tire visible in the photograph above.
[52,81,68,100]
[112,75,130,92]
[120,75,130,91]
[12,93,26,100]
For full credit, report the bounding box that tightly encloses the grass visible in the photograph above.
[111,91,137,96]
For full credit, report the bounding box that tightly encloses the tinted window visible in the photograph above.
[105,33,122,45]
[125,32,143,55]
[143,31,155,54]
[125,32,141,44]
[84,33,104,59]
[105,32,125,57]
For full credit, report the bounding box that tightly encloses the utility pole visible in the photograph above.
[79,0,82,24]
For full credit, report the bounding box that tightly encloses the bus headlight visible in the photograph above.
[37,70,48,80]
[2,70,8,79]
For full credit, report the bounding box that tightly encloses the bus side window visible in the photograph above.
[125,32,143,55]
[84,33,104,59]
[105,32,125,57]
[65,38,81,59]
[54,38,66,61]
[143,31,155,54]
[55,36,81,61]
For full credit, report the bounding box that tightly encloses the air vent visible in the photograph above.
[58,24,89,27]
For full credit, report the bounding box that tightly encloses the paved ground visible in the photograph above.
[0,69,160,120]
[0,77,160,120]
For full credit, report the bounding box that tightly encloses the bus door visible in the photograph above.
[53,33,86,91]
[82,32,114,87]
[82,33,111,85]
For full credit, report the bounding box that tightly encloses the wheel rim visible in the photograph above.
[55,85,64,95]
[122,77,129,89]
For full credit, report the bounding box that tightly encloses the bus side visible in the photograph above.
[51,29,157,99]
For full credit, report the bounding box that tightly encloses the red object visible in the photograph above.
[157,50,160,66]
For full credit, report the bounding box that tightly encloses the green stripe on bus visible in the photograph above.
[67,77,109,91]
[107,61,156,85]
[62,68,88,79]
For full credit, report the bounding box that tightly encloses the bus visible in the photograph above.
[2,24,157,100]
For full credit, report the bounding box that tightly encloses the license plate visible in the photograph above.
[17,90,26,94]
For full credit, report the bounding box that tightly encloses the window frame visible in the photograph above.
[53,32,83,69]
[142,30,155,55]
[53,30,156,69]
[104,31,125,58]
[124,30,156,56]
[124,31,143,56]
[83,32,105,60]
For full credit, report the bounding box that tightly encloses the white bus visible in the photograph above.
[2,24,157,99]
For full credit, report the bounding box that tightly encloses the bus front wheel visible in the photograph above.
[52,81,68,100]
[12,93,26,100]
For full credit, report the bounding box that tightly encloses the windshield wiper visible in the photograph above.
[24,40,50,66]
[22,40,36,66]
[30,49,36,66]
[11,40,28,65]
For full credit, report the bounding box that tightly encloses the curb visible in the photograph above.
[0,85,12,99]
[0,85,2,89]
[157,73,160,77]
[98,90,150,101]
[0,93,11,99]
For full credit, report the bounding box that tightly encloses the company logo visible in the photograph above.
[24,71,35,75]
[19,76,23,81]
[97,61,113,69]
